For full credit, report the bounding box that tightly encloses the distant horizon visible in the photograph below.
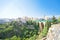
[0,15,60,19]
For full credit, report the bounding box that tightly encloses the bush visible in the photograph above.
[11,36,21,40]
[40,26,48,37]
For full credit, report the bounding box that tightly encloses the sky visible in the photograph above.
[0,0,60,18]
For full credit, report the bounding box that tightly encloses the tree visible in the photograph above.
[45,21,51,28]
[52,16,57,24]
[58,17,60,23]
[26,20,32,25]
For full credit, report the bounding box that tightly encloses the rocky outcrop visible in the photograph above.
[46,23,60,40]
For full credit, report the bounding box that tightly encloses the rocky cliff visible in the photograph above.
[46,23,60,40]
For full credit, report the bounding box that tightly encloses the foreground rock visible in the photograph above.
[46,23,60,40]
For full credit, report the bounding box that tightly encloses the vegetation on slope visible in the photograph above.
[0,20,39,40]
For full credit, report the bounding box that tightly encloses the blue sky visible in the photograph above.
[0,0,60,18]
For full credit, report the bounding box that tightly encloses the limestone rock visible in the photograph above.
[46,24,60,40]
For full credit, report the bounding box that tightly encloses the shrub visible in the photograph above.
[11,36,21,40]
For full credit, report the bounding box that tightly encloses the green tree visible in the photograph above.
[58,17,60,23]
[45,21,51,28]
[26,20,32,25]
[52,16,57,24]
